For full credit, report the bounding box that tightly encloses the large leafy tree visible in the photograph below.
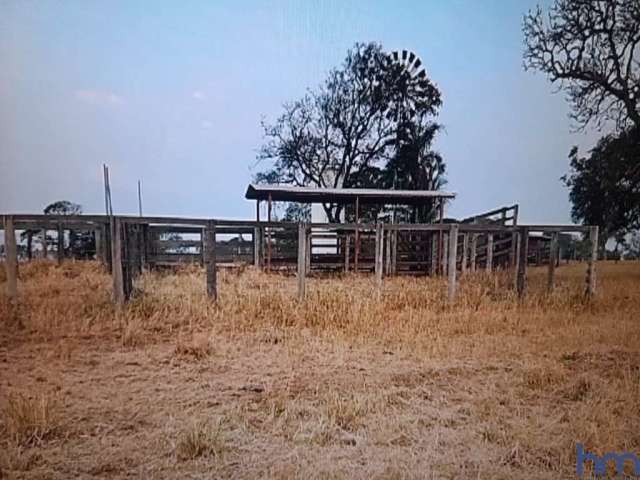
[256,43,444,222]
[523,0,640,131]
[562,127,640,248]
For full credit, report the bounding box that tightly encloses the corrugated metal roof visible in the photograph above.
[245,184,456,205]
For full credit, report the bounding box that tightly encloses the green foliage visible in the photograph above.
[561,127,640,245]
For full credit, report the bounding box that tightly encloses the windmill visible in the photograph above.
[386,50,432,122]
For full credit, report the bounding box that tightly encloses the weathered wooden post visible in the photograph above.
[386,229,392,275]
[354,196,360,273]
[305,227,311,274]
[470,234,478,273]
[111,217,126,305]
[586,226,599,297]
[447,224,459,303]
[486,233,494,272]
[430,233,437,276]
[253,226,262,267]
[461,233,469,274]
[41,228,47,259]
[374,222,384,290]
[204,221,217,301]
[442,232,449,276]
[57,222,64,264]
[344,234,350,272]
[297,223,307,301]
[391,229,398,275]
[26,232,33,261]
[516,226,529,298]
[547,232,559,292]
[95,227,102,263]
[4,216,18,301]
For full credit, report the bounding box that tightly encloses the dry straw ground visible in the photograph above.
[0,260,639,479]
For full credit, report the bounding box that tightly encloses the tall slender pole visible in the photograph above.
[438,198,444,275]
[586,226,599,297]
[297,223,307,301]
[137,180,143,217]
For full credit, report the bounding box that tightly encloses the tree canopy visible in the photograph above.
[523,0,640,131]
[562,126,640,245]
[256,42,445,222]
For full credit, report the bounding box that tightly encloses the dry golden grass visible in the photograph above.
[0,259,639,478]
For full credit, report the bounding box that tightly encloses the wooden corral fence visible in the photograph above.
[1,214,598,305]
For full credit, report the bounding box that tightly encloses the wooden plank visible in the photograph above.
[305,228,311,274]
[344,234,350,272]
[111,217,125,305]
[391,229,397,274]
[586,226,599,297]
[95,228,102,263]
[297,223,306,301]
[354,196,360,273]
[4,216,18,300]
[447,224,459,303]
[516,227,529,298]
[486,233,494,271]
[204,221,217,300]
[547,232,558,292]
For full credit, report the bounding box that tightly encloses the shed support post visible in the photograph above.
[386,229,392,275]
[4,216,18,301]
[547,232,559,292]
[391,229,398,274]
[486,233,494,272]
[297,223,307,301]
[516,227,529,299]
[205,221,217,301]
[586,226,599,297]
[430,233,437,276]
[27,232,33,260]
[442,232,449,276]
[447,224,459,303]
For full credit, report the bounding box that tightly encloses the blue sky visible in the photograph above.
[0,0,602,223]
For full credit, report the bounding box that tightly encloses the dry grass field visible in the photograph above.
[1,260,639,479]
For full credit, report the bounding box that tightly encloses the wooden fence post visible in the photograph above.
[470,234,477,273]
[486,233,494,272]
[205,221,217,300]
[57,223,64,264]
[111,217,126,305]
[297,223,307,301]
[547,232,559,292]
[41,228,48,259]
[516,227,529,298]
[442,232,449,276]
[253,226,262,268]
[375,222,384,289]
[305,228,311,274]
[461,233,469,274]
[447,224,459,303]
[95,227,102,263]
[386,230,392,275]
[586,226,599,297]
[391,229,398,274]
[4,216,18,301]
[344,234,350,273]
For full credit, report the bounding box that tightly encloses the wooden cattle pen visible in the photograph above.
[2,208,598,306]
